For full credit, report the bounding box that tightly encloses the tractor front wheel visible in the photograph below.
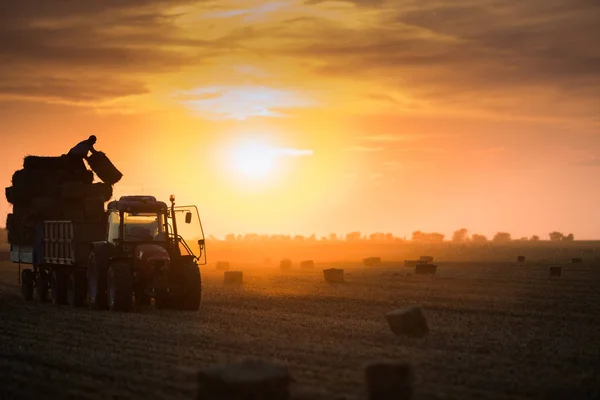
[177,263,202,311]
[21,269,34,301]
[107,262,134,312]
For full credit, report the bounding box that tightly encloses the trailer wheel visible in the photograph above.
[68,270,87,307]
[107,262,133,312]
[88,251,108,310]
[36,269,49,302]
[177,262,202,311]
[21,269,34,301]
[51,269,68,305]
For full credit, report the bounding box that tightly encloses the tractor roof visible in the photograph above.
[107,196,168,213]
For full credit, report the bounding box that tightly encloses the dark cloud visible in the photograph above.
[0,0,223,103]
[298,0,600,119]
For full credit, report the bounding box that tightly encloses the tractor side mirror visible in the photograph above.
[198,238,205,249]
[185,212,192,224]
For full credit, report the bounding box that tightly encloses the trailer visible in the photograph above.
[13,195,206,312]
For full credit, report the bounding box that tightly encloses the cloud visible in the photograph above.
[572,158,600,167]
[176,85,315,120]
[275,148,314,156]
[343,146,384,152]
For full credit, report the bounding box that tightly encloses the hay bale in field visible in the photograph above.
[196,359,292,400]
[216,261,230,270]
[549,266,562,278]
[364,257,382,266]
[572,257,583,264]
[385,306,429,338]
[300,260,315,269]
[280,259,292,270]
[86,151,122,185]
[23,155,75,170]
[323,268,344,283]
[365,361,414,400]
[419,256,434,263]
[224,271,243,284]
[517,255,526,263]
[415,263,437,275]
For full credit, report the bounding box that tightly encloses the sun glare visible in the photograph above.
[231,141,277,179]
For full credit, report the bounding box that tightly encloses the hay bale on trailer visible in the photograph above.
[86,151,122,185]
[83,196,106,221]
[91,182,113,201]
[280,259,292,270]
[323,268,344,283]
[363,257,382,266]
[196,359,292,400]
[216,261,230,270]
[549,266,562,278]
[23,155,76,171]
[224,271,243,284]
[365,361,414,400]
[572,258,583,264]
[385,306,429,338]
[300,260,315,269]
[415,263,437,275]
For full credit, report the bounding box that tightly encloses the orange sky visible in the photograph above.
[1,0,599,239]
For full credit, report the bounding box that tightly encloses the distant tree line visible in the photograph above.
[212,229,575,243]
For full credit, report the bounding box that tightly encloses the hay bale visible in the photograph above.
[196,359,292,400]
[86,151,123,185]
[300,260,315,269]
[364,257,382,266]
[419,256,434,263]
[61,207,85,222]
[517,255,526,263]
[415,264,437,275]
[323,268,344,283]
[23,155,75,171]
[5,187,15,204]
[83,196,105,220]
[92,182,113,201]
[365,361,414,400]
[216,261,230,270]
[61,182,97,199]
[549,266,562,278]
[385,306,429,338]
[224,271,243,284]
[280,259,292,270]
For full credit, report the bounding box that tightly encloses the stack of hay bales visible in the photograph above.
[5,155,114,246]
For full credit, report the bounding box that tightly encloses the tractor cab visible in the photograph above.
[105,195,206,265]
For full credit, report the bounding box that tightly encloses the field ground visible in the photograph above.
[1,259,599,399]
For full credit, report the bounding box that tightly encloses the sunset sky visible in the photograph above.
[1,0,599,239]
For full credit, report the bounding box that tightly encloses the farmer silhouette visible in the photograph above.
[67,135,97,169]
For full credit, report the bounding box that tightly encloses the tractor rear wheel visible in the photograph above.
[21,269,34,301]
[68,270,87,307]
[36,269,49,302]
[87,251,108,310]
[51,269,68,305]
[107,262,133,312]
[177,263,202,311]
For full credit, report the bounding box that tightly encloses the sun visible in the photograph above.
[231,140,277,179]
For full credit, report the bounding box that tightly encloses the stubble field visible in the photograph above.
[1,259,599,400]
